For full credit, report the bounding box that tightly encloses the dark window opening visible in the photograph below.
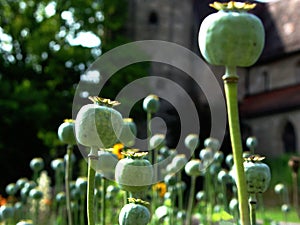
[282,121,296,153]
[148,11,159,25]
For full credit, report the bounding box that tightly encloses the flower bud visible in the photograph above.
[171,154,188,171]
[5,183,17,196]
[246,136,258,149]
[184,134,199,151]
[119,200,151,225]
[29,158,44,172]
[57,119,77,145]
[185,159,202,177]
[244,157,271,194]
[204,137,220,151]
[149,134,166,150]
[29,188,43,200]
[199,148,214,162]
[143,94,160,114]
[56,192,66,204]
[0,205,14,220]
[51,158,65,173]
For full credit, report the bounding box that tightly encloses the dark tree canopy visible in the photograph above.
[0,0,145,194]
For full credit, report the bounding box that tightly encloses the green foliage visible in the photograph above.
[265,154,294,187]
[0,0,147,194]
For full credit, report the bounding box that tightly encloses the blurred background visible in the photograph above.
[0,0,299,200]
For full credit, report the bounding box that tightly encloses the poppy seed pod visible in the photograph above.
[5,183,17,196]
[55,192,66,204]
[51,158,65,172]
[198,1,265,67]
[204,137,220,151]
[246,136,258,149]
[119,199,151,225]
[29,158,44,172]
[149,134,166,150]
[29,188,43,200]
[57,119,77,145]
[274,183,287,195]
[0,205,14,220]
[75,97,123,148]
[243,156,271,194]
[164,173,177,186]
[75,177,88,192]
[184,134,200,151]
[199,148,214,163]
[185,159,202,177]
[225,154,234,168]
[115,152,153,193]
[143,94,160,114]
[171,154,188,171]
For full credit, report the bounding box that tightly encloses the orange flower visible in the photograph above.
[0,195,7,206]
[112,143,125,159]
[42,198,52,206]
[153,182,167,198]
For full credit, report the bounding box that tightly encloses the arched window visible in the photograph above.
[148,11,159,25]
[282,121,296,153]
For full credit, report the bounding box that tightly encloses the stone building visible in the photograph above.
[126,0,300,156]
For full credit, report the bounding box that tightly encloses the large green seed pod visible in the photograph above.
[119,199,151,225]
[198,1,265,67]
[75,97,123,148]
[243,155,271,194]
[57,119,77,145]
[115,152,153,193]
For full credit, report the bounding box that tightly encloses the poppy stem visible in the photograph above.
[223,66,250,225]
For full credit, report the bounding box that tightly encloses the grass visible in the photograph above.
[257,207,300,223]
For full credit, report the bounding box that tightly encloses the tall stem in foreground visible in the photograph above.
[65,144,73,225]
[223,66,250,225]
[87,147,97,225]
[101,177,107,225]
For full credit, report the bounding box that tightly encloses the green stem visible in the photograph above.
[292,172,300,217]
[101,176,107,225]
[249,194,257,225]
[222,182,229,212]
[169,187,175,225]
[177,172,183,216]
[223,66,250,225]
[257,193,266,223]
[87,147,97,225]
[65,145,73,225]
[147,111,152,163]
[205,167,213,222]
[186,176,197,225]
[80,195,85,225]
[34,200,39,225]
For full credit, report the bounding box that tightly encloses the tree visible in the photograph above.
[0,0,141,194]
